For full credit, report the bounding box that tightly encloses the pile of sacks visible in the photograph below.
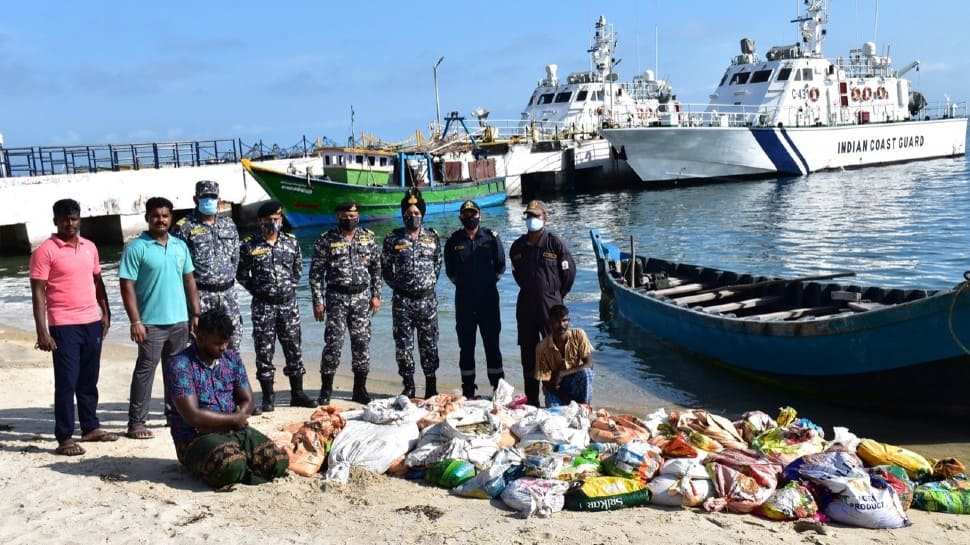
[271,380,970,526]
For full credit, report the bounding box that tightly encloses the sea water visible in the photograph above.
[1,153,968,453]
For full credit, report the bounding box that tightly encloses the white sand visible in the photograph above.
[2,324,969,544]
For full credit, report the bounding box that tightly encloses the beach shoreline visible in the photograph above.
[3,322,970,543]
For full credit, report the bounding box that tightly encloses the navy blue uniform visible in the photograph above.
[444,226,505,393]
[509,229,575,405]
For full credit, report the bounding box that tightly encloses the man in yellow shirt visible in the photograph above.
[534,304,594,407]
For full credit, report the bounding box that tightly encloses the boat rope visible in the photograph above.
[948,271,970,355]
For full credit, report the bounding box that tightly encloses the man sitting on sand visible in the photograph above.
[164,309,289,488]
[534,304,594,407]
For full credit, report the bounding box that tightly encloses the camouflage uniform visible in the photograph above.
[381,227,442,379]
[309,227,382,375]
[236,231,304,381]
[171,210,242,351]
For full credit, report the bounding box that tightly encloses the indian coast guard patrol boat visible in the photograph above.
[484,15,675,191]
[601,0,967,183]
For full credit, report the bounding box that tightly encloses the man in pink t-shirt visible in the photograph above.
[30,199,116,456]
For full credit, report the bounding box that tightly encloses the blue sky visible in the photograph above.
[1,0,965,149]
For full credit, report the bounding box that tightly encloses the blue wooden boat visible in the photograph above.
[590,229,970,417]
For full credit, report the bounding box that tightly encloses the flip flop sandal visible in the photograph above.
[125,428,155,440]
[55,442,86,456]
[80,429,120,442]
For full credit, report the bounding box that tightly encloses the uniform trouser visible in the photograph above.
[251,298,304,381]
[49,321,104,442]
[177,426,289,488]
[321,290,371,375]
[199,288,242,353]
[129,322,189,429]
[392,292,439,378]
[543,368,594,408]
[455,300,503,389]
[517,314,551,406]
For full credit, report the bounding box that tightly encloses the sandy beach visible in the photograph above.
[2,322,969,545]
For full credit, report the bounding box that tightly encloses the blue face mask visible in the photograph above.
[525,217,545,233]
[198,197,219,215]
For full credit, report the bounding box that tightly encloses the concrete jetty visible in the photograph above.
[0,156,322,255]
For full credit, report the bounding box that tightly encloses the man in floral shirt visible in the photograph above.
[164,309,288,487]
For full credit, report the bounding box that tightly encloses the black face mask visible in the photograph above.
[338,217,359,232]
[461,216,480,230]
[404,215,422,230]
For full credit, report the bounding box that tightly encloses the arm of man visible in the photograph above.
[183,273,200,333]
[292,237,303,284]
[309,237,327,321]
[30,279,56,351]
[368,237,382,314]
[557,235,577,298]
[380,234,396,290]
[443,235,456,283]
[170,391,250,434]
[94,273,111,339]
[509,238,524,287]
[432,232,443,280]
[235,241,253,294]
[493,231,506,280]
[120,278,146,344]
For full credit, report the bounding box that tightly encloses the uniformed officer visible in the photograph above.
[382,188,442,398]
[308,201,382,405]
[509,199,576,407]
[171,180,242,352]
[236,200,316,414]
[444,199,505,399]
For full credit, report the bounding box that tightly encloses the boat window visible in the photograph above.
[554,92,572,103]
[793,70,802,81]
[379,157,388,167]
[324,155,332,166]
[367,156,375,166]
[576,90,588,101]
[593,90,604,101]
[801,68,813,81]
[354,155,364,165]
[776,68,792,81]
[338,156,345,166]
[729,71,750,85]
[719,72,729,87]
[538,93,555,104]
[750,69,772,83]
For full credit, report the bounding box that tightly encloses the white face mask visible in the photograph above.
[525,217,545,233]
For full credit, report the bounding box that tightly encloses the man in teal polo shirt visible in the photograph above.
[120,196,201,440]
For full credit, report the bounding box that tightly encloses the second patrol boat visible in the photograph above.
[601,0,967,183]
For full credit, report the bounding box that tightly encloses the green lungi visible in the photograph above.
[179,426,288,488]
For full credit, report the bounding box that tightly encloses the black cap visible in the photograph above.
[401,187,426,216]
[257,200,283,218]
[335,201,359,213]
[460,200,480,214]
[195,180,219,197]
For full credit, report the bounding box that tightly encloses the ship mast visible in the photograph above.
[791,0,828,57]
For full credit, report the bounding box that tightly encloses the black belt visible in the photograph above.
[327,284,368,295]
[396,288,435,299]
[196,280,235,292]
[253,293,295,304]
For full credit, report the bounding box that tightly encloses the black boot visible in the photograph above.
[317,374,334,406]
[462,383,477,399]
[258,379,275,413]
[289,376,317,408]
[352,372,371,404]
[424,375,438,398]
[400,375,416,398]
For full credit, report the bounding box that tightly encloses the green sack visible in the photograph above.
[913,478,970,514]
[425,459,476,489]
[564,476,651,511]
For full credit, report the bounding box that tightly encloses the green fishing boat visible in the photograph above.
[242,152,506,228]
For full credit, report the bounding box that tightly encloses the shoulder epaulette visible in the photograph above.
[175,217,188,226]
[362,227,376,235]
[242,234,253,243]
[486,228,498,238]
[284,232,296,238]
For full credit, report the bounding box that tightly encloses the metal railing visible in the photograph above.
[0,138,240,178]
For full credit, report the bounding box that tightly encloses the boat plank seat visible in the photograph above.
[702,296,784,314]
[847,301,889,312]
[649,282,714,297]
[674,289,741,306]
[742,306,839,321]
